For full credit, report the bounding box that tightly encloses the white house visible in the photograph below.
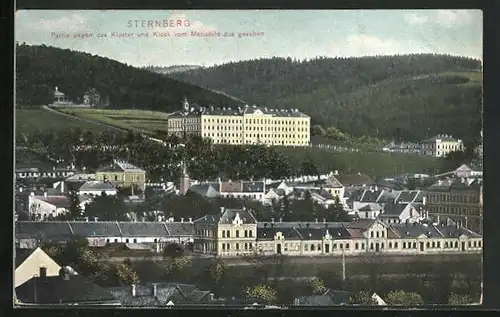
[15,247,62,287]
[378,203,421,224]
[28,193,70,220]
[355,203,383,220]
[78,181,117,196]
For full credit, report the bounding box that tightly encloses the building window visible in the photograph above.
[245,243,248,250]
[106,239,110,243]
[317,244,321,251]
[426,242,430,248]
[381,231,385,238]
[376,231,379,238]
[311,244,315,251]
[395,242,398,248]
[249,243,253,250]
[222,244,226,251]
[114,175,118,181]
[249,230,253,237]
[389,242,392,248]
[114,239,118,243]
[227,244,231,250]
[304,244,308,251]
[370,231,374,238]
[355,243,359,250]
[227,231,231,238]
[346,243,350,249]
[154,239,158,243]
[126,239,129,243]
[361,243,365,249]
[222,231,226,238]
[236,230,240,238]
[236,243,239,250]
[244,230,248,238]
[370,243,374,250]
[432,242,435,248]
[403,242,406,249]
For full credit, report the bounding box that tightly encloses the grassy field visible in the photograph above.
[16,107,111,134]
[57,108,169,135]
[278,146,441,177]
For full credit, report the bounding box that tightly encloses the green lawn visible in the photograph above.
[57,108,170,134]
[16,107,110,134]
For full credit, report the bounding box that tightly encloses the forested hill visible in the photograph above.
[170,55,483,141]
[16,44,243,110]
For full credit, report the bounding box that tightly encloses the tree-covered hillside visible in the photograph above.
[15,44,243,110]
[170,55,482,142]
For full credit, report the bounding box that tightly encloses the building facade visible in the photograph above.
[95,160,146,193]
[193,207,258,256]
[425,177,483,233]
[192,210,482,258]
[167,98,311,147]
[420,134,464,157]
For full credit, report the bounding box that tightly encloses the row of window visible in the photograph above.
[203,125,308,132]
[427,193,480,204]
[203,132,308,139]
[204,118,308,125]
[221,229,254,238]
[429,206,480,216]
[100,174,144,181]
[212,139,309,145]
[370,230,385,238]
[222,193,264,199]
[221,242,253,251]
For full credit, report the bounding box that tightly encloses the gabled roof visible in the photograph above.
[164,223,194,236]
[421,134,459,143]
[96,160,144,173]
[70,222,122,237]
[256,222,351,241]
[107,283,212,307]
[390,223,444,239]
[16,274,120,305]
[188,184,220,198]
[324,176,343,188]
[33,195,71,208]
[241,181,265,193]
[119,222,169,237]
[358,203,382,212]
[220,181,241,193]
[78,181,116,191]
[16,221,74,240]
[219,208,257,224]
[380,203,408,217]
[346,219,377,231]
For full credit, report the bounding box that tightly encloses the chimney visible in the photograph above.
[422,196,427,205]
[315,218,318,223]
[30,192,35,196]
[271,218,274,223]
[220,206,225,214]
[279,218,283,223]
[85,217,89,222]
[181,218,184,223]
[60,181,65,194]
[19,187,23,193]
[44,192,48,198]
[94,217,99,222]
[39,267,47,278]
[131,284,136,296]
[208,293,215,301]
[323,218,326,224]
[188,217,192,223]
[152,284,157,297]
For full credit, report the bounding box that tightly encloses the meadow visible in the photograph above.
[57,107,169,134]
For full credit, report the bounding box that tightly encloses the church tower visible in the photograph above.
[179,160,190,195]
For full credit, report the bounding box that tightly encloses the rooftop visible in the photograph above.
[169,104,309,118]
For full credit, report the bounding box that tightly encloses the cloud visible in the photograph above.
[404,13,429,25]
[37,13,88,32]
[343,34,400,56]
[435,10,473,27]
[404,10,475,28]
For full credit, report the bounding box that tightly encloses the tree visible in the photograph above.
[208,258,227,294]
[306,277,327,295]
[448,293,474,305]
[245,284,277,304]
[300,156,319,177]
[165,256,191,281]
[385,290,424,306]
[326,195,351,222]
[114,262,140,285]
[84,194,129,221]
[350,291,377,305]
[67,190,82,220]
[311,125,325,136]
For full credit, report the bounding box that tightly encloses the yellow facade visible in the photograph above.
[421,135,463,157]
[167,102,310,146]
[95,160,146,192]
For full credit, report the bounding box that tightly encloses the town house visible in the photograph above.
[95,160,146,194]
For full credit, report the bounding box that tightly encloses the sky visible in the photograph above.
[15,10,482,67]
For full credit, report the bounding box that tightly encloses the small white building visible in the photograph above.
[420,134,464,157]
[28,193,71,220]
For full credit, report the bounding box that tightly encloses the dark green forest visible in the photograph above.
[168,55,483,142]
[15,43,243,109]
